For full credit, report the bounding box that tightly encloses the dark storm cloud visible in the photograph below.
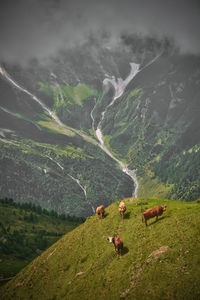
[0,0,199,64]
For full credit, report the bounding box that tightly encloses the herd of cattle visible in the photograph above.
[96,202,167,256]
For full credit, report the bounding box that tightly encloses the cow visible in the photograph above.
[118,201,126,219]
[96,205,105,218]
[107,235,123,256]
[142,205,167,226]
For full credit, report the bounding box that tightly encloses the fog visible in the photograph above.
[0,0,199,65]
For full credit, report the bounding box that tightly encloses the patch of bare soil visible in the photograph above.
[120,246,169,298]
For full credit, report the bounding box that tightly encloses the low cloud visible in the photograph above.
[0,0,199,65]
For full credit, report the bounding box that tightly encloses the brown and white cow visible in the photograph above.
[142,205,167,226]
[96,205,105,218]
[118,201,126,219]
[107,235,123,256]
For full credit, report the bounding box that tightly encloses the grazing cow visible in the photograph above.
[118,201,126,219]
[107,235,123,255]
[96,205,105,218]
[142,205,167,226]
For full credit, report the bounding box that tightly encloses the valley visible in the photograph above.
[0,37,200,218]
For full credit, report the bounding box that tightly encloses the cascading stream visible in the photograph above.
[0,65,98,146]
[92,52,163,198]
[45,155,95,213]
[92,63,140,198]
[0,66,96,212]
[0,53,161,204]
[0,66,62,125]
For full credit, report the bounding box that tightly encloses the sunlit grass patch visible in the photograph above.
[37,119,75,136]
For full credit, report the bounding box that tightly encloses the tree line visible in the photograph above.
[0,198,85,223]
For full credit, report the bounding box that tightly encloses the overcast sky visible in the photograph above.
[0,0,200,64]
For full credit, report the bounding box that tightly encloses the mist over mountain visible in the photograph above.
[0,0,200,66]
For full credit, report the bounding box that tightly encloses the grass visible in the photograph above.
[37,116,98,146]
[0,203,82,283]
[38,82,97,107]
[1,197,200,299]
[138,174,173,199]
[37,119,75,136]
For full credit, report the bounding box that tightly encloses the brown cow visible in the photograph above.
[96,205,105,218]
[107,235,123,255]
[118,201,126,219]
[142,205,167,226]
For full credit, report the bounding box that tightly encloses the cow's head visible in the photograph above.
[161,205,167,211]
[107,237,114,243]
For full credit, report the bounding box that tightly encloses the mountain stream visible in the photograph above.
[0,54,161,204]
[92,63,140,197]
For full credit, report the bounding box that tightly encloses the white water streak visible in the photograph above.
[0,65,99,209]
[90,97,97,133]
[0,106,42,131]
[0,65,98,146]
[0,66,62,126]
[103,63,140,101]
[94,54,162,197]
[0,53,161,203]
[139,52,163,72]
[94,63,140,198]
[46,155,95,213]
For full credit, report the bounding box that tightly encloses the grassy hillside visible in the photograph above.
[1,198,200,299]
[0,199,84,283]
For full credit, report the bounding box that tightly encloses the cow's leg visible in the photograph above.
[145,219,148,226]
[156,215,158,221]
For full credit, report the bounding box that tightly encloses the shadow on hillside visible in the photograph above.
[122,247,129,256]
[148,216,168,226]
[103,212,109,218]
[123,212,131,219]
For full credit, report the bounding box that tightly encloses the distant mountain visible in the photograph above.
[1,197,200,299]
[100,53,200,201]
[0,36,199,217]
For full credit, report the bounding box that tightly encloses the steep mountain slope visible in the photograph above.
[1,198,200,300]
[99,53,200,201]
[0,42,139,215]
[0,130,133,216]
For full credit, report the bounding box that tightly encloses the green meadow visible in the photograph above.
[1,197,200,299]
